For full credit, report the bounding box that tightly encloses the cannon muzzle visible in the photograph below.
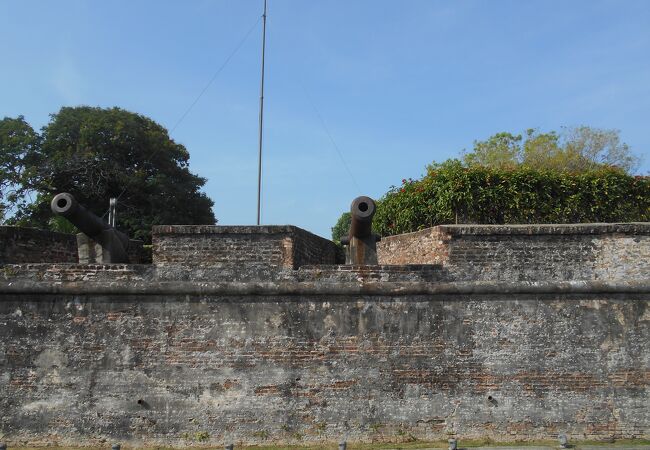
[51,192,130,263]
[349,196,376,239]
[341,196,379,265]
[52,193,111,238]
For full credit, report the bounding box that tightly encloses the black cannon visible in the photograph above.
[340,196,380,265]
[51,192,130,263]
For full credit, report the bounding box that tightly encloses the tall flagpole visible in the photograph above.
[256,0,267,225]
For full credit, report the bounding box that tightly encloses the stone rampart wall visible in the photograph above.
[377,223,650,281]
[0,265,648,446]
[0,226,77,264]
[1,223,649,445]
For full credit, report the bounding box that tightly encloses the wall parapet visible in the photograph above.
[153,224,302,235]
[152,225,338,271]
[0,226,77,264]
[438,222,650,235]
[377,222,650,282]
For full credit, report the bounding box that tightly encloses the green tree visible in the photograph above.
[561,126,640,173]
[463,126,640,173]
[521,129,563,170]
[331,211,351,242]
[2,106,216,242]
[0,116,41,221]
[462,132,521,169]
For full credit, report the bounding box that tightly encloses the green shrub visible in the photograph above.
[369,160,649,237]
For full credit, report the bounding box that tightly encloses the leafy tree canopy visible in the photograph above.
[1,106,216,242]
[463,126,640,173]
[0,116,41,221]
[331,211,351,244]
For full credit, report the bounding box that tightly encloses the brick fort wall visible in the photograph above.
[0,223,648,445]
[0,266,647,446]
[377,223,650,281]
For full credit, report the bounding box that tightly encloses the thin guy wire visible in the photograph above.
[170,15,262,133]
[102,15,262,219]
[302,86,361,192]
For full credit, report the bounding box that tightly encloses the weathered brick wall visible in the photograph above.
[152,225,337,281]
[291,264,446,282]
[1,223,648,445]
[0,266,648,446]
[377,227,450,265]
[377,223,650,281]
[291,227,340,267]
[153,225,292,266]
[0,263,153,282]
[0,226,77,263]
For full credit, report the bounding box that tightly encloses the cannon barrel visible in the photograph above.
[51,193,111,239]
[51,192,130,263]
[341,196,379,265]
[349,196,376,239]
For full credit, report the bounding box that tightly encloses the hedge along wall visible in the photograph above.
[373,161,650,237]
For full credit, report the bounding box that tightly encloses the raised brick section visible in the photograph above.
[0,226,77,263]
[152,225,338,281]
[377,223,650,281]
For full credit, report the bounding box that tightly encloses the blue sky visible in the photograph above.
[1,0,649,238]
